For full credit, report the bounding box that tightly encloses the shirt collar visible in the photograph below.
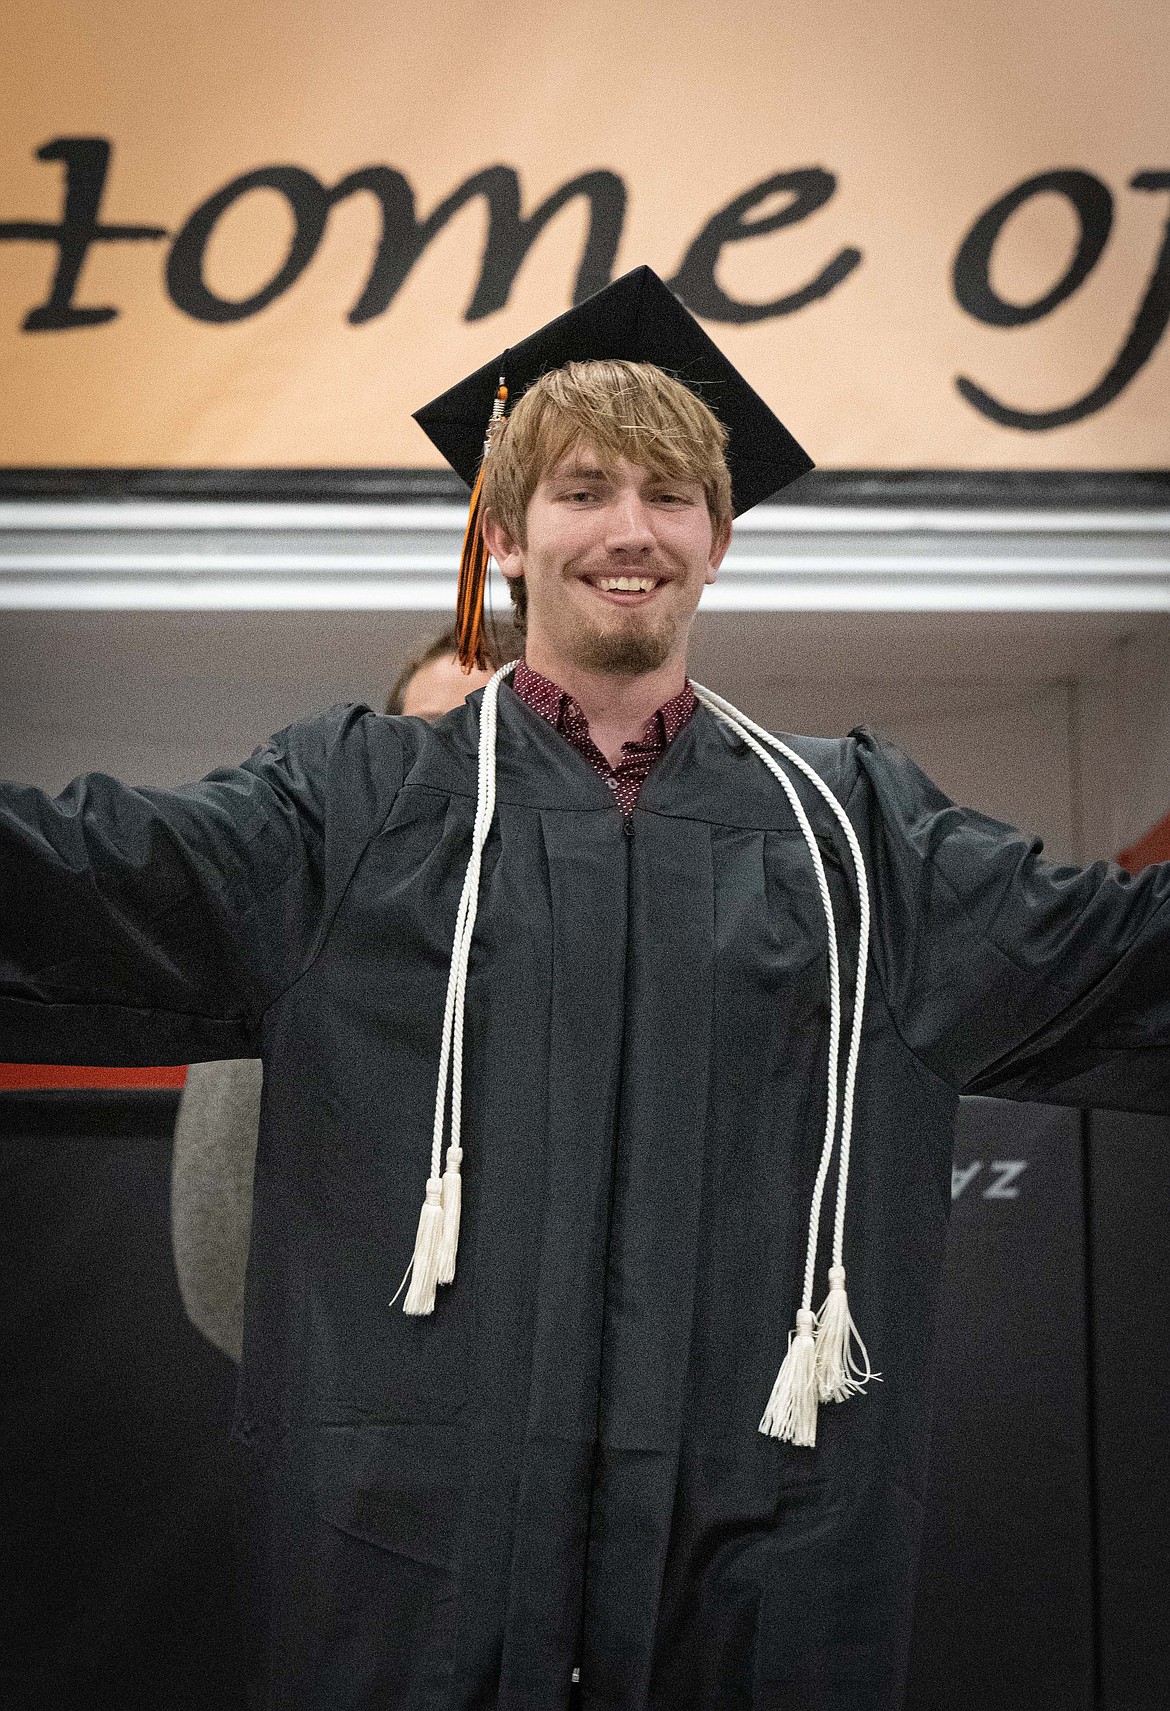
[511,659,696,753]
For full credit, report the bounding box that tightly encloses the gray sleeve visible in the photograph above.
[170,1057,264,1363]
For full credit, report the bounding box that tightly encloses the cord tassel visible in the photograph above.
[759,1309,819,1447]
[403,1178,444,1316]
[814,1265,879,1403]
[436,1146,463,1285]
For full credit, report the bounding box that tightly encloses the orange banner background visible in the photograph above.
[2,0,1167,470]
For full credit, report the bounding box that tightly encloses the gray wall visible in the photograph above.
[3,607,1167,864]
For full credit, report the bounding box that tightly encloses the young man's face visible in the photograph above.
[486,449,731,678]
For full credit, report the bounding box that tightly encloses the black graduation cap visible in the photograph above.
[414,265,814,517]
[413,266,814,668]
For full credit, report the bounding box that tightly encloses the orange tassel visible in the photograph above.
[455,381,508,674]
[455,462,491,672]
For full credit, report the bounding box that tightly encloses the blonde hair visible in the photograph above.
[482,360,732,630]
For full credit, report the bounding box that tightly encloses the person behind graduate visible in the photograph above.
[172,624,516,1363]
[2,267,1169,1711]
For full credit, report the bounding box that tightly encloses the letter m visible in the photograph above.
[329,165,627,323]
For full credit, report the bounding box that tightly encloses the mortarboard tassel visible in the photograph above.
[455,381,509,673]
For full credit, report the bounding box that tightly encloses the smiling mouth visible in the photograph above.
[585,574,662,600]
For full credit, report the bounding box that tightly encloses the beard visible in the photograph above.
[553,589,678,676]
[572,620,674,675]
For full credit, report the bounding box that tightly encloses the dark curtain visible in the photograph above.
[0,1089,245,1711]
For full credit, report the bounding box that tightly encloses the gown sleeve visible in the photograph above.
[0,705,401,1067]
[852,730,1170,1113]
[171,1056,263,1363]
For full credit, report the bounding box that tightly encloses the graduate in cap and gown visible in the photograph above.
[2,268,1170,1710]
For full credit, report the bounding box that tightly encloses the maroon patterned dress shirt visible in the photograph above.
[510,658,696,817]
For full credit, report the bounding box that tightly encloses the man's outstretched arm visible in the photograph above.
[853,730,1170,1114]
[0,705,400,1069]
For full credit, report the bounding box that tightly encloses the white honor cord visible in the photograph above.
[395,660,516,1314]
[692,684,877,1441]
[400,667,877,1443]
[692,686,872,1274]
[690,687,844,1316]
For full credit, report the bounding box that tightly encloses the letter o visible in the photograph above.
[166,167,329,323]
[954,169,1114,328]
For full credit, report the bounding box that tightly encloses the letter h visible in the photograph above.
[0,139,167,331]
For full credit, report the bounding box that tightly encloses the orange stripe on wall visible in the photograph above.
[1118,811,1170,876]
[0,1064,188,1090]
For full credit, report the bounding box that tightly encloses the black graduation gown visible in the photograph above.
[3,686,1169,1711]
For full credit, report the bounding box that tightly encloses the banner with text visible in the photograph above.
[1,0,1166,470]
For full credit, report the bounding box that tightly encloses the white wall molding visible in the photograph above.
[1,501,1168,612]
